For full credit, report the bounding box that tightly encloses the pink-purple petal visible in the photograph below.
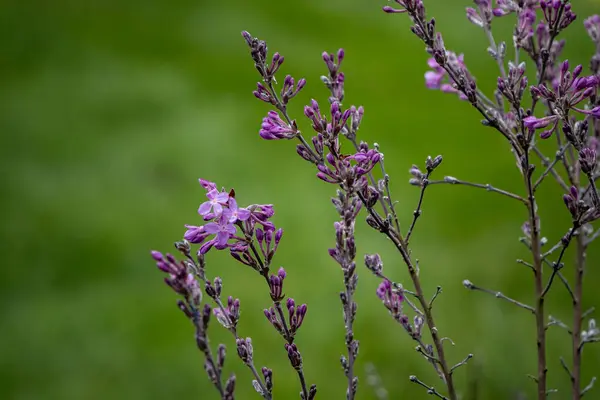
[198,201,212,215]
[204,222,220,234]
[237,208,251,221]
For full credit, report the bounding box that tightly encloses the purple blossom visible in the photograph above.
[151,251,202,306]
[382,0,423,14]
[286,298,307,335]
[199,212,237,254]
[424,54,469,101]
[322,49,345,101]
[579,147,598,174]
[465,0,492,28]
[268,267,287,301]
[183,224,210,244]
[585,15,600,43]
[515,9,536,47]
[528,61,599,138]
[198,189,230,217]
[198,178,217,191]
[540,0,576,31]
[214,296,241,329]
[304,99,351,139]
[523,115,559,139]
[563,186,579,218]
[227,197,251,223]
[376,280,405,319]
[493,0,539,17]
[259,110,297,140]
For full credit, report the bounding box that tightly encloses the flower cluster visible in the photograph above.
[183,179,282,269]
[424,54,470,101]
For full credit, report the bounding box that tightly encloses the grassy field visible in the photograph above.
[2,0,600,399]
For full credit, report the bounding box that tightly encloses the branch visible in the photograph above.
[463,280,535,313]
[428,177,527,204]
[409,375,448,400]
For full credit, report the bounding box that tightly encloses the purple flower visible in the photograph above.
[151,251,202,306]
[424,54,469,100]
[214,296,241,329]
[579,147,598,174]
[376,280,405,318]
[515,9,536,47]
[541,0,576,30]
[493,0,539,17]
[259,111,297,140]
[523,115,559,139]
[199,212,237,254]
[198,189,229,217]
[465,0,492,28]
[183,224,210,244]
[227,197,251,223]
[563,186,579,218]
[248,204,276,231]
[585,15,600,43]
[198,178,217,192]
[424,58,446,89]
[268,267,287,301]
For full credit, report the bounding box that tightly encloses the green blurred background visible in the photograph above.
[2,0,600,399]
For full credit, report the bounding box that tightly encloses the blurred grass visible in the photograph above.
[1,0,600,399]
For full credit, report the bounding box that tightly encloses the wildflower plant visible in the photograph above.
[151,0,600,399]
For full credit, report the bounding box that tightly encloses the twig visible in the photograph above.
[463,280,535,313]
[547,315,573,335]
[429,286,442,311]
[572,227,587,400]
[450,353,473,375]
[428,177,527,204]
[357,191,457,399]
[560,356,574,381]
[534,143,571,191]
[581,377,597,397]
[531,146,570,191]
[409,375,448,400]
[406,171,431,243]
[519,239,575,301]
[542,225,578,297]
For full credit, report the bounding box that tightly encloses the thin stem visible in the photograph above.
[297,368,310,400]
[581,377,597,397]
[428,178,527,204]
[406,171,431,243]
[520,237,576,302]
[358,192,457,400]
[464,281,535,313]
[531,146,570,191]
[523,152,547,400]
[484,23,506,80]
[429,286,442,311]
[274,301,292,343]
[586,173,600,207]
[192,310,227,399]
[247,362,271,399]
[534,143,571,191]
[378,152,402,235]
[409,375,448,400]
[572,233,586,400]
[450,353,473,375]
[541,225,578,297]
